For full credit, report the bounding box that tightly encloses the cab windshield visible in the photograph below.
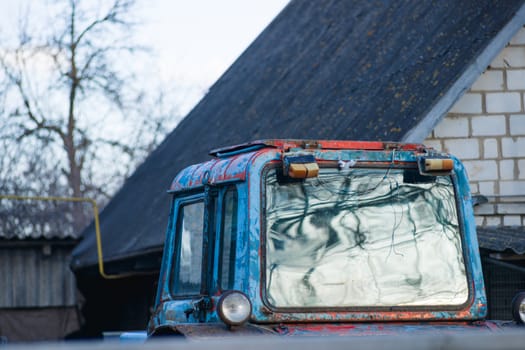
[264,166,468,308]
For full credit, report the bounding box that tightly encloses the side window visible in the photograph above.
[172,201,204,295]
[219,187,238,290]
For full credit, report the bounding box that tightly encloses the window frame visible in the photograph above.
[217,185,239,291]
[169,193,208,298]
[169,184,241,298]
[260,162,473,312]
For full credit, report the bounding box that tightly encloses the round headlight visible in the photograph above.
[217,290,252,326]
[511,291,525,324]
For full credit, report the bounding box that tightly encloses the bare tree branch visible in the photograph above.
[0,0,180,233]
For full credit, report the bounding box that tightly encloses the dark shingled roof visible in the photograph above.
[477,226,525,255]
[72,0,525,271]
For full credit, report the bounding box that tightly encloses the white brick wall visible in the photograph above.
[483,138,498,158]
[501,137,525,157]
[507,70,525,90]
[497,203,525,214]
[510,115,525,135]
[510,27,525,45]
[471,70,504,91]
[500,181,525,196]
[499,160,515,180]
[449,93,482,114]
[478,181,496,196]
[443,139,479,159]
[434,117,469,137]
[491,47,525,68]
[424,139,442,150]
[425,26,525,228]
[474,204,495,215]
[519,159,525,179]
[486,216,502,226]
[463,160,498,181]
[486,93,521,113]
[503,216,522,226]
[471,115,506,135]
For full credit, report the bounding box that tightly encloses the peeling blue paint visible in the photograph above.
[149,140,507,337]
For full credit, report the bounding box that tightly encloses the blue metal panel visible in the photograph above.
[169,152,258,192]
[244,147,487,324]
[452,155,488,318]
[150,140,491,336]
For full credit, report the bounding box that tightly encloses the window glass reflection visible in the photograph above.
[173,201,204,295]
[265,167,468,308]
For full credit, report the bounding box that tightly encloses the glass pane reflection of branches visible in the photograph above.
[265,167,468,308]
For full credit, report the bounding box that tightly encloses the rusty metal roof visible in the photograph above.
[172,139,430,192]
[208,139,426,156]
[169,152,254,192]
[72,0,525,271]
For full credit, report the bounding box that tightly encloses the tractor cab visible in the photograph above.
[148,139,524,337]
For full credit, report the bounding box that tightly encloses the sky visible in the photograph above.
[136,0,289,112]
[139,1,288,95]
[0,0,290,115]
[0,0,289,196]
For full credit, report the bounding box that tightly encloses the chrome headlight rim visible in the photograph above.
[217,290,252,327]
[511,291,525,324]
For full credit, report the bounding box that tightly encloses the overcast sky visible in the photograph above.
[0,0,289,114]
[138,0,289,112]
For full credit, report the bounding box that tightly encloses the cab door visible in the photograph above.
[151,183,241,329]
[159,191,214,323]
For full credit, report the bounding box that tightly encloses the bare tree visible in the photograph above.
[0,138,82,237]
[0,0,178,229]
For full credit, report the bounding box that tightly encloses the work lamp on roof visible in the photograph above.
[283,154,319,178]
[418,156,454,176]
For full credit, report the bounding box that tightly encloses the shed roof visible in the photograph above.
[0,195,87,240]
[477,227,525,255]
[72,0,525,272]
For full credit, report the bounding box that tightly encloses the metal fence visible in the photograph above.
[482,257,525,320]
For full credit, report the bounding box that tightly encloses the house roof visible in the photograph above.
[71,0,525,272]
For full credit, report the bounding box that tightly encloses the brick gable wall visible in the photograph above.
[425,26,525,227]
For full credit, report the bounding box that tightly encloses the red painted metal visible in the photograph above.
[209,139,426,157]
[173,139,430,192]
[170,151,259,191]
[152,139,507,339]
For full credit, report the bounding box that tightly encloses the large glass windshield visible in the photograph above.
[265,167,468,308]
